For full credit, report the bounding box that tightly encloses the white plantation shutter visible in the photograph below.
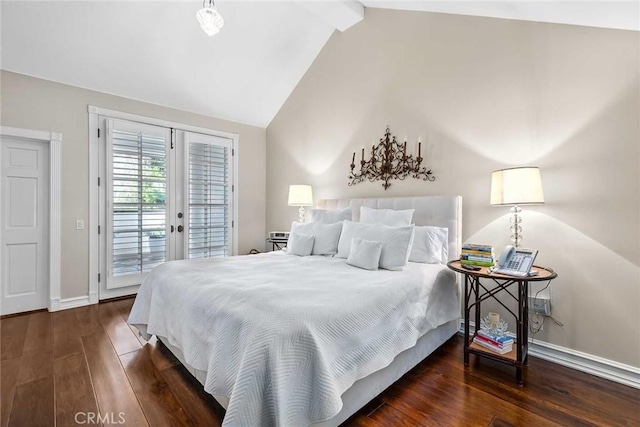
[185,133,232,259]
[106,119,170,289]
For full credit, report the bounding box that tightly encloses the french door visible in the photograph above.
[182,132,233,260]
[98,117,234,297]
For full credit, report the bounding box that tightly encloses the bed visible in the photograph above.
[128,195,462,426]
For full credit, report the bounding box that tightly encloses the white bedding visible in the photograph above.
[128,251,460,427]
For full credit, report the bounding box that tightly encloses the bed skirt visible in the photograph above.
[157,317,460,426]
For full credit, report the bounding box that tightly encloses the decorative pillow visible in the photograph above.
[311,207,352,224]
[347,238,383,270]
[290,221,343,255]
[360,206,415,226]
[409,226,449,264]
[337,221,415,270]
[287,232,314,256]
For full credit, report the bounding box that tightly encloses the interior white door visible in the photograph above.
[0,137,49,315]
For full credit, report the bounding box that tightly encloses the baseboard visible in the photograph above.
[528,339,640,389]
[1,308,47,319]
[50,295,92,312]
[460,321,640,390]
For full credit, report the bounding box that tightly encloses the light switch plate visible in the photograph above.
[76,220,84,230]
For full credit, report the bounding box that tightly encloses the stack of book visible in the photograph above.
[473,329,514,355]
[460,244,495,267]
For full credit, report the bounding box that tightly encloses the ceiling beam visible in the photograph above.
[295,0,364,32]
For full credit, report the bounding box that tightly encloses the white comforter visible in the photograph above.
[128,251,459,427]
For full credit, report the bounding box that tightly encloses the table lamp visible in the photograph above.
[490,167,544,247]
[288,185,313,222]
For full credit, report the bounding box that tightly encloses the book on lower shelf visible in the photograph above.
[477,329,514,346]
[473,336,513,354]
[474,334,513,350]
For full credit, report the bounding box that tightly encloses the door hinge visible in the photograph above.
[98,273,101,283]
[232,185,234,192]
[232,220,234,228]
[171,128,175,149]
[232,148,235,156]
[98,177,101,186]
[98,128,101,138]
[98,225,101,234]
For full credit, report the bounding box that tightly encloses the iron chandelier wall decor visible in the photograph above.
[349,127,435,190]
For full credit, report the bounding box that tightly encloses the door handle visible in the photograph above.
[177,212,183,219]
[171,225,175,233]
[177,225,184,233]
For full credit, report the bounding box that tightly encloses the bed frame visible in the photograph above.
[159,195,462,426]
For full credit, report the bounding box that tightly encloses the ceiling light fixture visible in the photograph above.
[197,0,224,36]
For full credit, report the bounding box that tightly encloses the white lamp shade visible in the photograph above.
[288,185,313,206]
[490,167,545,206]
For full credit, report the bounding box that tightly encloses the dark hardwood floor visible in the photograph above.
[1,298,638,426]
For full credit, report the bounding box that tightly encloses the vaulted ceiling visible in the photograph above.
[1,1,637,128]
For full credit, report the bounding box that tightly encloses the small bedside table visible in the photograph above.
[447,260,557,385]
[266,238,288,251]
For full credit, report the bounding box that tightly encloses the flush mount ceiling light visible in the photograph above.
[197,0,224,36]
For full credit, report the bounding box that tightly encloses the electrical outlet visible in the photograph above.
[529,296,551,316]
[532,313,544,331]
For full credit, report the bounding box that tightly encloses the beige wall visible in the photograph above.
[267,9,640,367]
[1,70,266,299]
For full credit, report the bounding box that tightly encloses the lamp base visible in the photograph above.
[509,205,522,247]
[298,206,306,223]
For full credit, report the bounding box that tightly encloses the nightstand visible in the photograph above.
[266,238,288,251]
[447,260,557,385]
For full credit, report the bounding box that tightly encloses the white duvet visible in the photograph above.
[128,251,460,427]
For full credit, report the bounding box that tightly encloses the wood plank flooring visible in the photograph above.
[1,298,638,426]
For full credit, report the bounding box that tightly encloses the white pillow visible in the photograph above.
[409,226,449,264]
[337,221,415,270]
[347,238,382,270]
[311,207,352,224]
[290,221,343,255]
[360,206,415,226]
[287,233,314,256]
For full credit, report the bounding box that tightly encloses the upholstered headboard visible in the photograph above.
[317,196,463,261]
